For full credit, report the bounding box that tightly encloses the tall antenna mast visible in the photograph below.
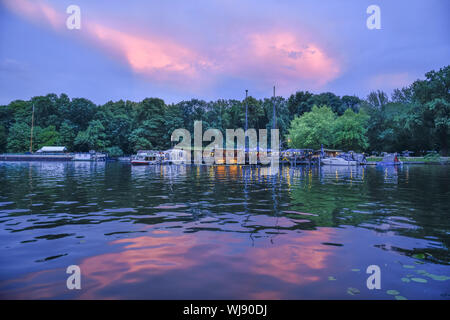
[272,86,276,130]
[245,89,248,132]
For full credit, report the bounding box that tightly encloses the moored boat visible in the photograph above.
[163,148,189,164]
[131,150,163,165]
[321,157,357,166]
[377,153,403,166]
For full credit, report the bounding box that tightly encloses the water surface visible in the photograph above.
[0,162,449,299]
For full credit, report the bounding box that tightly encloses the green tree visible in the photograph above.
[287,91,313,118]
[7,122,31,152]
[367,90,389,108]
[341,95,362,112]
[334,109,369,151]
[0,126,7,153]
[62,98,96,130]
[426,98,449,155]
[163,104,184,148]
[74,120,107,151]
[287,106,336,149]
[410,66,450,155]
[59,120,78,151]
[132,98,167,149]
[129,127,154,152]
[308,92,346,115]
[31,94,60,128]
[0,104,14,153]
[105,146,124,158]
[35,125,60,149]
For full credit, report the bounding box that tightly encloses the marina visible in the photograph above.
[1,146,446,168]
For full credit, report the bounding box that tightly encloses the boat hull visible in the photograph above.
[321,158,357,166]
[131,160,160,165]
[376,161,403,166]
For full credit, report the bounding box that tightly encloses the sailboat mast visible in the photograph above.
[272,86,276,130]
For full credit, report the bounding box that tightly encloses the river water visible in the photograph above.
[0,162,449,299]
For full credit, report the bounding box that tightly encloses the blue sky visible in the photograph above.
[0,0,449,104]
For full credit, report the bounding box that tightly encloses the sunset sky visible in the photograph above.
[0,0,449,104]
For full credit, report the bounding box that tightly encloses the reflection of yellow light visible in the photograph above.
[286,168,291,188]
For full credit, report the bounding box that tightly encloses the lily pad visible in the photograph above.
[351,268,360,272]
[425,274,450,281]
[401,278,410,283]
[416,270,427,275]
[395,295,408,300]
[403,265,415,269]
[328,276,337,281]
[347,287,360,295]
[411,277,428,283]
[387,290,400,295]
[412,253,425,259]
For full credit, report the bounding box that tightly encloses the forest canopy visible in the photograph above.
[0,66,448,156]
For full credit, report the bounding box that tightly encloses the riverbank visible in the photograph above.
[367,156,450,164]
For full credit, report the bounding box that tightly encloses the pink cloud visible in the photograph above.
[3,0,209,83]
[236,32,340,88]
[2,0,63,30]
[85,23,210,81]
[3,0,341,94]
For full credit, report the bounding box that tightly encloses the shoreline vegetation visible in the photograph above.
[0,66,448,157]
[367,156,450,164]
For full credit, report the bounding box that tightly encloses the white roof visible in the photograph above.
[37,146,67,152]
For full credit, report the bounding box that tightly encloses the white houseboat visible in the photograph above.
[321,157,357,166]
[163,149,190,165]
[131,150,164,165]
[72,150,106,161]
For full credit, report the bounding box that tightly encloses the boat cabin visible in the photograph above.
[131,150,163,165]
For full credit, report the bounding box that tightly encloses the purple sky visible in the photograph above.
[0,0,449,104]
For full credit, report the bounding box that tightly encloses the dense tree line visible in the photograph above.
[0,66,448,156]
